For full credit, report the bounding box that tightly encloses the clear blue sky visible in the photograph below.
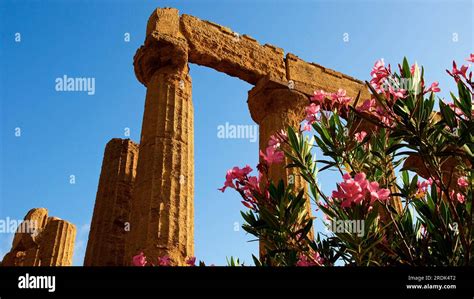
[0,0,472,266]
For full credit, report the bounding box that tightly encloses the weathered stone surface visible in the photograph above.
[248,77,315,257]
[127,60,194,265]
[125,7,376,266]
[286,53,370,100]
[38,218,76,266]
[1,208,76,266]
[84,138,139,266]
[134,33,189,87]
[11,207,48,251]
[180,14,286,85]
[146,7,182,38]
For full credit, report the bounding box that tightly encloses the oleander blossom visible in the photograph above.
[219,165,267,211]
[450,190,466,204]
[260,146,285,165]
[356,98,395,128]
[415,178,433,198]
[157,255,172,266]
[268,130,288,149]
[185,256,196,266]
[296,252,324,266]
[218,165,253,192]
[457,176,468,188]
[467,53,474,63]
[132,252,147,266]
[354,131,367,143]
[331,173,390,208]
[424,82,441,93]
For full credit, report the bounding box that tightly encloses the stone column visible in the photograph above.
[126,8,194,265]
[38,217,76,266]
[84,138,139,266]
[248,77,315,257]
[1,208,76,266]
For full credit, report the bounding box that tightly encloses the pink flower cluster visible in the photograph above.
[356,98,394,128]
[446,55,473,88]
[370,59,407,100]
[354,131,367,143]
[219,132,288,210]
[132,252,147,266]
[260,130,287,164]
[303,89,352,131]
[218,165,264,210]
[415,178,433,198]
[452,176,470,204]
[331,173,390,208]
[296,252,324,266]
[132,253,197,266]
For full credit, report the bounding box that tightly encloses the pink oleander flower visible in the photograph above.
[370,59,391,93]
[185,256,196,266]
[332,173,390,208]
[260,146,284,165]
[354,131,367,143]
[452,61,469,78]
[456,193,465,204]
[302,123,312,132]
[387,85,407,101]
[415,178,433,198]
[425,82,441,93]
[357,98,377,112]
[268,130,288,148]
[457,177,468,188]
[366,181,390,204]
[410,64,416,75]
[449,190,466,204]
[467,54,474,63]
[305,103,321,124]
[447,102,464,117]
[331,89,352,108]
[332,173,368,208]
[296,252,324,266]
[132,252,147,266]
[157,255,171,266]
[311,90,327,104]
[218,165,253,192]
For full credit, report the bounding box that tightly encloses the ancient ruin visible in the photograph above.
[1,208,76,266]
[84,139,139,266]
[93,7,368,266]
[2,7,370,267]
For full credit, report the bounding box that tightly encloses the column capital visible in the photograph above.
[134,33,189,87]
[247,76,309,125]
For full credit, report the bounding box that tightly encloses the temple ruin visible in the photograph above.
[2,7,370,266]
[95,7,368,266]
[1,208,76,266]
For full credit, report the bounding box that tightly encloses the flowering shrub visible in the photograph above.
[131,55,472,267]
[220,54,474,266]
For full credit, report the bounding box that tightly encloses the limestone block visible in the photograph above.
[286,53,370,100]
[180,14,286,84]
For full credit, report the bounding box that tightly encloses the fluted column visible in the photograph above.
[248,77,314,257]
[38,217,76,266]
[84,138,139,266]
[1,208,76,267]
[127,11,194,265]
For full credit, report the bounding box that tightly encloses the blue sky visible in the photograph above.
[0,0,472,266]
